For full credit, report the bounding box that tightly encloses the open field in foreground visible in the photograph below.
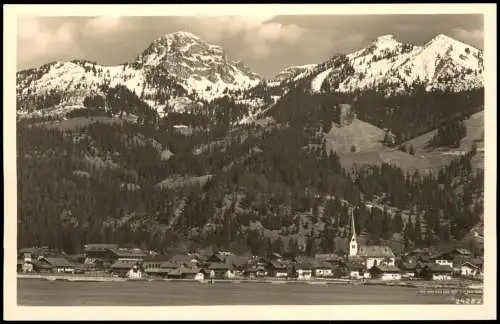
[17,277,467,305]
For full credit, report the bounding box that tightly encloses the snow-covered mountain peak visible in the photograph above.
[372,34,400,46]
[17,31,262,115]
[308,33,484,94]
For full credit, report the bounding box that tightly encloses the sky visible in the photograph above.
[17,14,483,78]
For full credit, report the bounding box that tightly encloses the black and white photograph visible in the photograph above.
[3,3,496,321]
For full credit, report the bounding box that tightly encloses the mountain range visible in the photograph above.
[16,32,483,121]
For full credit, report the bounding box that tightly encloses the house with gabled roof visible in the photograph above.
[168,254,201,267]
[110,260,143,279]
[208,262,235,279]
[167,265,204,280]
[83,244,120,265]
[419,264,454,281]
[339,261,365,279]
[315,253,342,263]
[314,261,334,278]
[33,256,76,274]
[369,265,402,281]
[292,257,314,280]
[143,255,172,278]
[459,261,482,278]
[267,260,288,278]
[397,261,417,278]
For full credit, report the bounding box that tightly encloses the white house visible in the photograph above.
[357,246,396,269]
[369,265,402,281]
[434,258,454,268]
[460,262,481,278]
[314,262,334,278]
[296,262,313,280]
[431,265,454,281]
[127,265,143,279]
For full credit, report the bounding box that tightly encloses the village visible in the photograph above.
[17,244,484,283]
[18,216,484,284]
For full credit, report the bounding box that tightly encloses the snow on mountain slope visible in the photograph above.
[16,31,261,114]
[268,64,317,86]
[311,67,334,92]
[339,34,484,94]
[136,31,261,97]
[267,34,483,95]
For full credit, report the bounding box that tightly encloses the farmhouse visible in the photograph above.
[314,261,334,278]
[110,260,143,278]
[419,264,454,281]
[208,262,235,279]
[267,260,288,278]
[83,244,120,266]
[398,262,417,278]
[369,265,402,281]
[294,260,313,280]
[460,262,482,278]
[33,257,76,274]
[343,262,365,279]
[143,255,172,278]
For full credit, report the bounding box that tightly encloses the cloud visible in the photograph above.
[17,17,80,68]
[176,16,304,58]
[452,28,483,48]
[83,17,130,37]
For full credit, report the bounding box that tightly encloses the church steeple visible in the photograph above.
[349,206,358,258]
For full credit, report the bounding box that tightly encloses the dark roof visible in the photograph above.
[209,262,230,270]
[314,261,333,269]
[296,261,314,269]
[269,261,287,269]
[460,262,481,270]
[372,265,400,273]
[470,258,484,266]
[315,254,342,261]
[160,261,179,269]
[399,262,417,270]
[115,248,147,258]
[344,262,364,270]
[227,255,250,268]
[357,245,395,258]
[84,244,119,252]
[169,254,198,264]
[181,267,201,275]
[454,248,472,255]
[168,268,182,276]
[44,257,75,268]
[430,264,454,273]
[33,261,53,269]
[143,255,172,262]
[111,260,141,270]
[19,247,38,254]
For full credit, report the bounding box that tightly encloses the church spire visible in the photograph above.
[349,206,358,258]
[351,206,357,238]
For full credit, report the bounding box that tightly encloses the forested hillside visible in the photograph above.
[17,85,484,256]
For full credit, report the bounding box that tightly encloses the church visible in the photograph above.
[347,207,396,269]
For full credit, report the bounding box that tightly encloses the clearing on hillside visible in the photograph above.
[324,118,385,155]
